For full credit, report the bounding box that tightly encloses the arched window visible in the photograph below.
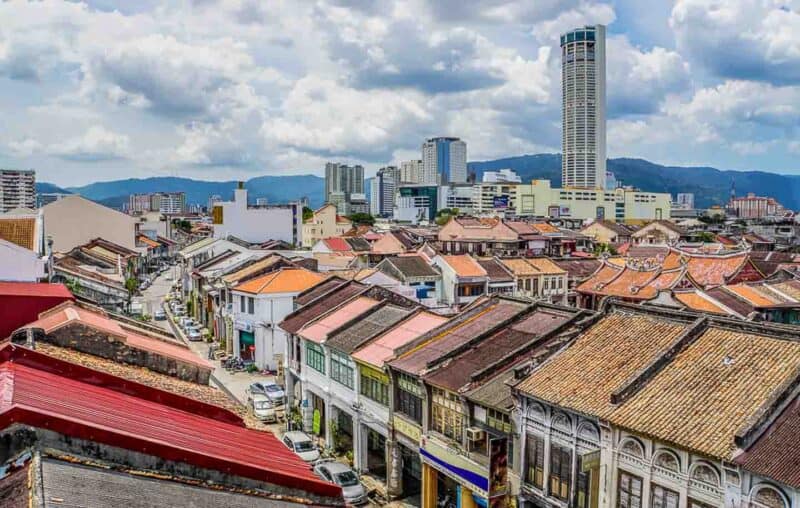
[653,449,680,472]
[620,438,645,458]
[690,463,720,487]
[551,412,572,432]
[527,402,546,422]
[752,485,788,508]
[577,422,600,442]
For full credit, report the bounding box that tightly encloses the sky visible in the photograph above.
[1,0,799,186]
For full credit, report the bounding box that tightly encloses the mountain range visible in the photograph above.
[37,155,800,211]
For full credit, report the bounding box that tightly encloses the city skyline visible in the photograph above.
[1,1,800,187]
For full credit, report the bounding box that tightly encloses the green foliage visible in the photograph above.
[64,278,82,295]
[172,219,192,233]
[302,206,314,221]
[347,212,375,226]
[697,231,716,243]
[125,277,139,295]
[246,363,259,373]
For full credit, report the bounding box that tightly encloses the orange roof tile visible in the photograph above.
[0,217,35,250]
[686,254,747,287]
[674,291,729,314]
[724,283,780,307]
[530,222,559,234]
[234,268,324,295]
[441,255,487,278]
[137,235,160,248]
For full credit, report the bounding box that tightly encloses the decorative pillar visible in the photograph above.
[387,438,403,498]
[422,463,438,508]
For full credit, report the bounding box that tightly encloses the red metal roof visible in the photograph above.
[323,237,353,252]
[0,343,342,500]
[0,282,73,298]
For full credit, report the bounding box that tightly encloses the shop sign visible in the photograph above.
[393,415,421,443]
[234,320,253,332]
[419,435,490,498]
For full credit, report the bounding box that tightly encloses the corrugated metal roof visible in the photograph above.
[279,282,366,335]
[352,312,448,368]
[298,297,381,344]
[0,345,341,500]
[325,305,413,354]
[0,282,73,298]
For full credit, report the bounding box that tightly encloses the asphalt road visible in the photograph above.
[140,267,179,329]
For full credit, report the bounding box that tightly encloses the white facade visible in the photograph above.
[561,25,606,190]
[371,167,399,217]
[393,196,430,224]
[422,137,467,185]
[482,169,521,183]
[231,291,295,370]
[675,193,695,210]
[0,238,45,281]
[472,183,517,214]
[212,187,301,245]
[438,185,475,214]
[42,195,139,253]
[400,159,424,184]
[0,170,35,213]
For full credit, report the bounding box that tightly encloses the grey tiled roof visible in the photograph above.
[326,305,413,354]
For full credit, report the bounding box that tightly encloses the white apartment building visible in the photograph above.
[325,162,365,214]
[472,183,517,214]
[370,167,399,217]
[400,159,424,184]
[561,25,606,190]
[422,137,467,185]
[0,170,36,213]
[211,184,302,245]
[482,168,521,183]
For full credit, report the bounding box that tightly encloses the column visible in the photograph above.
[461,486,478,508]
[386,438,403,499]
[422,463,438,508]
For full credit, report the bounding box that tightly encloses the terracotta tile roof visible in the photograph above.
[424,308,576,393]
[233,268,323,295]
[323,237,353,252]
[516,311,690,419]
[553,259,603,280]
[137,235,160,249]
[499,257,566,277]
[734,398,800,489]
[0,217,35,250]
[325,305,414,354]
[34,343,267,430]
[389,299,528,375]
[294,277,349,307]
[279,282,366,334]
[771,280,800,300]
[370,233,407,255]
[724,283,780,307]
[595,268,661,299]
[298,296,381,344]
[27,302,212,370]
[438,217,519,242]
[476,258,513,282]
[649,269,683,290]
[608,325,800,459]
[352,311,448,368]
[686,254,747,287]
[441,255,487,278]
[706,287,755,317]
[530,222,560,234]
[221,255,285,284]
[526,257,568,275]
[674,291,729,315]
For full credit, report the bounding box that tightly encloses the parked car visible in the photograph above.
[186,327,202,341]
[154,309,166,321]
[181,317,197,329]
[281,431,320,463]
[247,393,277,422]
[246,381,286,406]
[313,460,367,505]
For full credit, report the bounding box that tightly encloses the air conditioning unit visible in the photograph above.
[466,427,485,442]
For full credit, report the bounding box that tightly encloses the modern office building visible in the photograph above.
[422,137,467,185]
[561,25,606,190]
[325,162,364,214]
[370,166,400,217]
[400,159,424,184]
[0,169,36,212]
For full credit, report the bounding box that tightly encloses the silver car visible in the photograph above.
[313,460,367,505]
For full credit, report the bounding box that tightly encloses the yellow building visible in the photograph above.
[301,204,352,248]
[514,180,671,222]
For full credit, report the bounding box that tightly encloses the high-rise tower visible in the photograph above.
[421,137,467,185]
[561,25,606,190]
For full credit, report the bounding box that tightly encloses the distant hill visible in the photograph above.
[37,175,326,209]
[469,154,800,209]
[35,182,72,195]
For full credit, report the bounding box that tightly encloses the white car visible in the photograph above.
[248,393,277,422]
[281,431,320,463]
[313,460,368,505]
[186,327,202,341]
[181,317,197,329]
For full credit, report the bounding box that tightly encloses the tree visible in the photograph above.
[593,243,618,256]
[697,231,716,243]
[348,212,375,226]
[302,206,314,222]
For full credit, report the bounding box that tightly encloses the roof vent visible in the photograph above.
[723,355,735,366]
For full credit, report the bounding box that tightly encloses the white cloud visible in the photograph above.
[48,126,130,161]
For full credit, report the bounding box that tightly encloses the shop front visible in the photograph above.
[234,320,255,361]
[420,434,509,508]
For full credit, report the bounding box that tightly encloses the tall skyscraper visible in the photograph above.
[325,162,365,214]
[561,25,606,190]
[399,159,424,184]
[0,169,35,212]
[370,166,399,217]
[421,137,467,185]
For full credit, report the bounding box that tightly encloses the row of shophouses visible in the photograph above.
[276,279,800,508]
